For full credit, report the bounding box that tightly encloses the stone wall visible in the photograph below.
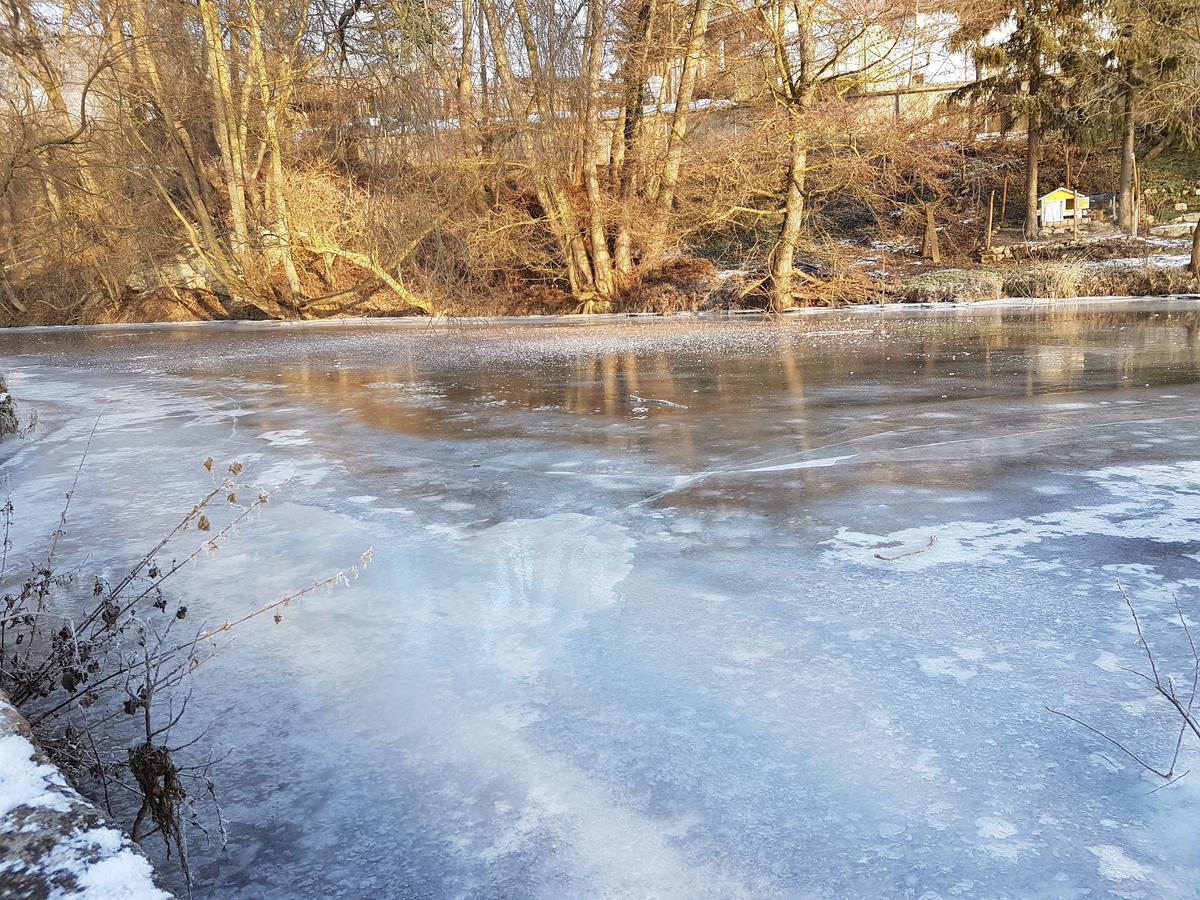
[0,375,17,438]
[0,690,171,900]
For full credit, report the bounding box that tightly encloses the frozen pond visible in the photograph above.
[3,300,1200,898]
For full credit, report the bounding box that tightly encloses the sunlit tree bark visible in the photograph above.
[644,0,714,267]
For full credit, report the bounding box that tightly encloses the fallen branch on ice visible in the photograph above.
[874,535,937,561]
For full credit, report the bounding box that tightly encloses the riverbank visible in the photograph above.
[2,290,1198,338]
[2,236,1195,327]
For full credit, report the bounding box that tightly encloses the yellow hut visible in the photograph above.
[1038,188,1090,226]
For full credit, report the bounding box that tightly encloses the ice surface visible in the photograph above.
[2,300,1200,898]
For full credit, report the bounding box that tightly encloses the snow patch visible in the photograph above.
[34,827,168,900]
[826,460,1200,570]
[975,817,1018,840]
[0,733,73,819]
[257,428,313,446]
[917,656,976,682]
[1087,845,1151,881]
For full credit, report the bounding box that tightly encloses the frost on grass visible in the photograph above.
[0,703,168,899]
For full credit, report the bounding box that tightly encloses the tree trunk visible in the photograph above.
[246,0,302,299]
[198,0,252,264]
[767,0,814,312]
[476,7,490,125]
[1117,81,1136,235]
[478,0,595,297]
[1023,107,1041,241]
[581,0,615,303]
[985,191,994,250]
[1191,216,1200,277]
[643,0,714,266]
[770,117,807,312]
[609,104,627,189]
[295,239,431,312]
[121,0,268,311]
[457,0,478,152]
[612,0,656,279]
[513,0,596,293]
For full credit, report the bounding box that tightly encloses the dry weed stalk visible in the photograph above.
[1048,579,1200,784]
[0,445,372,885]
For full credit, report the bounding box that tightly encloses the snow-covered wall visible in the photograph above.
[0,690,171,900]
[0,374,17,438]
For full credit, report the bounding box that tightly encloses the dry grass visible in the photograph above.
[899,261,1198,304]
[899,269,1005,303]
[1078,265,1200,297]
[1001,262,1090,299]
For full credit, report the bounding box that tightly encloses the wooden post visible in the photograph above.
[922,203,941,263]
[1066,151,1078,240]
[985,190,995,251]
[1000,173,1008,225]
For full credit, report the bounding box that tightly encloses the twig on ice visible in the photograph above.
[874,535,937,561]
[1045,706,1174,778]
[1050,580,1200,781]
[1146,769,1190,795]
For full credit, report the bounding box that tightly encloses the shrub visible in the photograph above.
[900,269,1005,303]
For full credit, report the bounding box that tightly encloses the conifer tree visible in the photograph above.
[1134,0,1200,272]
[954,0,1103,239]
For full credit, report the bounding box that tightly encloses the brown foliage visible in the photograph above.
[1,0,1191,323]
